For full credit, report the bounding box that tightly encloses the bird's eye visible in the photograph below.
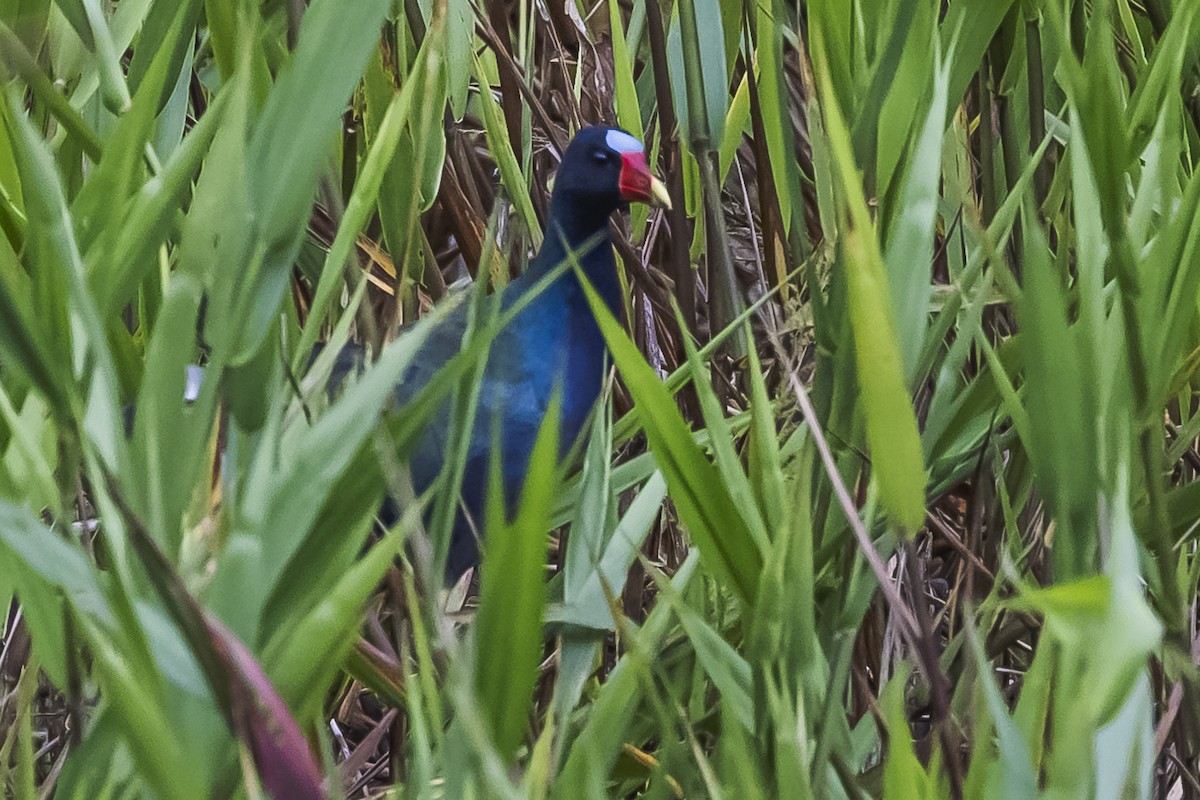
[593,150,611,164]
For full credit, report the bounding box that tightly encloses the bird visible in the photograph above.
[384,124,670,579]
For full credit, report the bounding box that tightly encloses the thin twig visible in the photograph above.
[767,332,922,643]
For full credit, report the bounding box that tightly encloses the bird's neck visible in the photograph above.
[531,203,621,314]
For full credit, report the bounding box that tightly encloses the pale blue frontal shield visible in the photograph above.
[605,129,643,154]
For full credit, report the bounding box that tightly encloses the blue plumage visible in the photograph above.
[394,125,667,579]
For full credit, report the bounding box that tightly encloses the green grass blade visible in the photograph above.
[474,395,560,761]
[817,69,927,532]
[574,264,763,604]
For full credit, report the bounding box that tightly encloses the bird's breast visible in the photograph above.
[490,286,608,458]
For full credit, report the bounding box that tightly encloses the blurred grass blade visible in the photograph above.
[882,52,950,381]
[475,395,560,761]
[549,470,668,631]
[880,664,935,799]
[232,0,392,360]
[0,500,199,798]
[105,476,327,799]
[206,616,327,800]
[563,389,613,602]
[654,571,753,730]
[2,84,125,471]
[0,22,103,159]
[963,622,1039,798]
[816,67,927,531]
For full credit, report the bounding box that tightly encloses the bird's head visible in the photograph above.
[550,126,671,222]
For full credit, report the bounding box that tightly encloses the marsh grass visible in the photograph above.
[1,0,1199,797]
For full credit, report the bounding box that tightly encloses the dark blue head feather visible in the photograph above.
[545,125,636,236]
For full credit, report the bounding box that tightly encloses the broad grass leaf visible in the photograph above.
[129,276,204,556]
[746,344,786,535]
[609,0,642,143]
[3,85,125,471]
[713,696,770,800]
[233,0,392,360]
[175,60,251,291]
[1,0,51,54]
[54,0,130,112]
[257,444,383,641]
[0,22,103,159]
[53,709,142,798]
[844,226,928,528]
[0,501,202,797]
[1014,575,1161,727]
[84,629,202,799]
[657,577,753,731]
[362,24,447,308]
[871,1,933,201]
[445,0,474,119]
[718,72,751,182]
[666,0,728,144]
[125,0,202,103]
[575,266,763,603]
[110,465,327,799]
[818,70,926,531]
[563,390,613,606]
[680,316,768,548]
[807,0,853,120]
[1127,7,1194,158]
[262,496,412,714]
[474,396,560,761]
[1146,156,1200,398]
[1093,673,1155,800]
[150,31,193,160]
[548,471,667,631]
[0,263,69,418]
[882,53,949,382]
[939,0,1016,128]
[754,0,806,238]
[0,389,58,513]
[550,631,601,738]
[1015,211,1100,577]
[0,505,90,687]
[299,34,437,363]
[70,45,157,267]
[609,0,648,238]
[1011,630,1054,778]
[880,663,935,800]
[104,70,232,314]
[202,0,270,95]
[208,296,456,644]
[6,658,37,800]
